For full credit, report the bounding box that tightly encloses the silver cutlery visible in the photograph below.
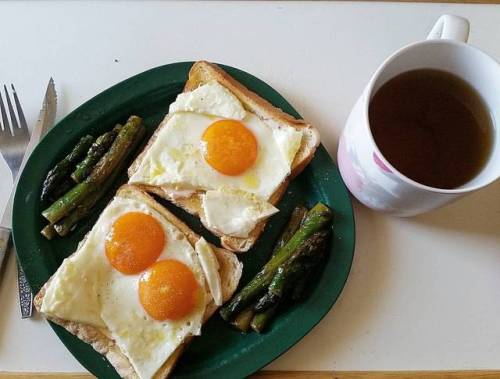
[0,86,31,283]
[0,79,57,318]
[0,85,30,180]
[17,79,57,318]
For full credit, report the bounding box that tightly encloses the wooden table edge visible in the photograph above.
[3,371,500,378]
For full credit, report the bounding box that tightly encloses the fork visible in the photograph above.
[0,85,30,179]
[0,85,31,316]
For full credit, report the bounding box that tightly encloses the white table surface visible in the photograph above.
[1,0,500,374]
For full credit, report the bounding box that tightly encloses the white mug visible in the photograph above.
[337,15,500,217]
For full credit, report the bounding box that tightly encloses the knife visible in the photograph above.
[0,79,57,317]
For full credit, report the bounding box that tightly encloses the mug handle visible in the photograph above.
[427,15,470,42]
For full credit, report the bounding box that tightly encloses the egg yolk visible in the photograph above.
[139,259,200,321]
[201,119,258,176]
[105,212,165,275]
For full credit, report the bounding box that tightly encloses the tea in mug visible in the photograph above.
[369,69,493,189]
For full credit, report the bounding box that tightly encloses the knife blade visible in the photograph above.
[16,78,57,318]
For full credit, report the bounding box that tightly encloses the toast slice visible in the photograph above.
[34,184,243,379]
[128,61,320,252]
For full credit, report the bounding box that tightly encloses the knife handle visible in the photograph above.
[0,226,12,279]
[17,258,34,318]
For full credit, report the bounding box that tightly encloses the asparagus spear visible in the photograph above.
[230,208,309,331]
[51,186,98,236]
[88,116,142,182]
[40,135,94,202]
[251,305,278,333]
[42,116,143,224]
[290,271,312,301]
[250,231,329,333]
[230,306,255,333]
[289,231,331,301]
[71,126,121,183]
[254,262,302,312]
[42,181,94,224]
[40,224,57,240]
[251,206,307,311]
[271,206,307,256]
[47,179,75,203]
[254,231,329,312]
[219,203,332,321]
[53,124,146,236]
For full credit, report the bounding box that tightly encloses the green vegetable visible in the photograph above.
[40,224,57,240]
[290,271,312,302]
[40,135,94,202]
[53,124,145,236]
[249,205,309,312]
[41,182,94,225]
[254,231,329,312]
[271,206,307,256]
[48,179,74,203]
[52,187,98,237]
[231,209,309,332]
[87,116,142,183]
[250,305,278,334]
[219,203,332,321]
[230,307,255,333]
[41,116,143,224]
[254,262,300,312]
[71,126,121,183]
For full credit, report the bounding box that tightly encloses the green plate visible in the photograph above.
[13,62,355,379]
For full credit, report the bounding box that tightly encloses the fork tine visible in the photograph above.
[4,85,19,131]
[0,115,6,137]
[0,83,30,179]
[0,104,9,145]
[11,84,28,130]
[4,85,29,142]
[0,89,10,134]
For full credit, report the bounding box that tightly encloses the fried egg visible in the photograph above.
[129,81,303,237]
[40,194,220,379]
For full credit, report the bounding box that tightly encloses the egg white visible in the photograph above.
[128,82,303,239]
[169,80,246,120]
[41,195,209,379]
[129,81,303,201]
[202,188,279,238]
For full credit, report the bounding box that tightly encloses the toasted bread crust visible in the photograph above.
[128,61,320,252]
[35,185,242,379]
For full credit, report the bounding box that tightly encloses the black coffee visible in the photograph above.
[369,69,493,189]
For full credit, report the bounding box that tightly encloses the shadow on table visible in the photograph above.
[410,179,500,238]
